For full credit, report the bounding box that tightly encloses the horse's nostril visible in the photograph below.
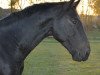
[86,51,90,58]
[72,52,82,62]
[82,51,90,61]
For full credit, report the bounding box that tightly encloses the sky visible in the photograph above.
[0,0,93,15]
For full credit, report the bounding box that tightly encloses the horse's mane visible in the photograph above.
[0,2,68,26]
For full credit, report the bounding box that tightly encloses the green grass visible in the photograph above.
[22,31,100,75]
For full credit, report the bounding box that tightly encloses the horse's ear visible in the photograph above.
[73,0,80,8]
[69,0,75,6]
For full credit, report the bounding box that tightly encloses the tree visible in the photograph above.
[9,0,20,12]
[89,0,100,15]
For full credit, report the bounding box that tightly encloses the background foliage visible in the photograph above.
[89,0,100,15]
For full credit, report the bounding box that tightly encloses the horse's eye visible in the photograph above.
[72,18,78,24]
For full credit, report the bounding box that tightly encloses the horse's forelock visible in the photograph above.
[69,0,75,6]
[73,0,81,8]
[68,0,80,8]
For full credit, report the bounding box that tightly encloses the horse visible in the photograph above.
[0,0,90,75]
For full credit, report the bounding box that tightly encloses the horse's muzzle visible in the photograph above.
[72,49,90,62]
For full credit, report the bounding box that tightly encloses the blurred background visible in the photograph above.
[0,0,100,75]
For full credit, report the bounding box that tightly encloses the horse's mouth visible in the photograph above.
[72,51,90,62]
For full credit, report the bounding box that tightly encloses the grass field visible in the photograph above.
[22,30,100,75]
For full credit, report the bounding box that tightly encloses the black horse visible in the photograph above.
[0,0,90,75]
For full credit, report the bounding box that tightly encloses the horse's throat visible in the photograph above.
[20,28,50,60]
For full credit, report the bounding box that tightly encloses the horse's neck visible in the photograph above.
[16,16,52,59]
